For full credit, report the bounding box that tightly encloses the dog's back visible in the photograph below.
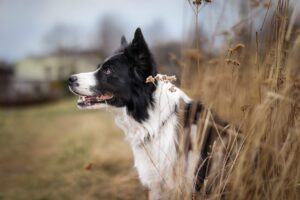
[178,101,241,198]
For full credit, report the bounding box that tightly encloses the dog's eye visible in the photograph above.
[103,68,111,75]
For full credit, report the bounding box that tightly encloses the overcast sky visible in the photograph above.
[0,0,192,61]
[0,0,298,62]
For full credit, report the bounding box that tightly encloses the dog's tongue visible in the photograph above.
[97,93,113,101]
[84,92,113,102]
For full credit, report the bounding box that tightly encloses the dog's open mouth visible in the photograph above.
[77,92,114,107]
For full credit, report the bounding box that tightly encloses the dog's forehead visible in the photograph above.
[103,52,124,63]
[97,52,125,70]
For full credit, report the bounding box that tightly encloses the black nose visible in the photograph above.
[68,76,78,85]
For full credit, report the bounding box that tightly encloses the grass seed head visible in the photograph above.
[146,74,177,85]
[232,43,245,51]
[225,59,241,66]
[192,0,202,5]
[145,75,155,84]
[192,0,211,5]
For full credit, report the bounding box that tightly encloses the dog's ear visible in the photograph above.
[131,28,150,57]
[126,28,157,81]
[121,35,128,47]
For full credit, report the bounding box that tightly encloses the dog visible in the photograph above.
[68,28,240,199]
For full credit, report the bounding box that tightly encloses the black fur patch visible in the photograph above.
[193,102,203,124]
[184,103,193,128]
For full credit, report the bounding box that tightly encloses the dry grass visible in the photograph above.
[171,0,300,199]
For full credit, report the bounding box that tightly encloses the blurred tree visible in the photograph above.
[144,19,167,45]
[153,41,182,77]
[96,15,126,56]
[0,61,14,81]
[43,24,81,82]
[44,24,80,53]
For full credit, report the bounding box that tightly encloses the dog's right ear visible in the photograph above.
[130,28,150,58]
[121,35,128,47]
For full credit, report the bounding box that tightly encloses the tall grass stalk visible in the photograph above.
[171,0,300,199]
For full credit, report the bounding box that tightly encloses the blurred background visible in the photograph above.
[0,0,299,199]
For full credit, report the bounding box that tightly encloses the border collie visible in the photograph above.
[68,28,238,199]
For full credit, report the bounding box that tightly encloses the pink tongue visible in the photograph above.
[84,93,113,102]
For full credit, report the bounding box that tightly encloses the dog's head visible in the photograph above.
[68,28,157,122]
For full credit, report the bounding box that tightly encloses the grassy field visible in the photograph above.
[0,98,146,200]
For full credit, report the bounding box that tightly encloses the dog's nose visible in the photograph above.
[68,76,78,85]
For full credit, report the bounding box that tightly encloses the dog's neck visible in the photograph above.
[111,80,191,188]
[113,80,189,146]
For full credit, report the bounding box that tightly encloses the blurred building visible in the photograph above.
[0,51,102,106]
[16,52,100,81]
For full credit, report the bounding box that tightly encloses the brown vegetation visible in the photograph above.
[172,0,300,199]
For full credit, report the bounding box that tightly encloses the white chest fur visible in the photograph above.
[113,80,191,188]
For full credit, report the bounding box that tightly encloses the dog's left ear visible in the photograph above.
[121,35,128,47]
[126,28,157,80]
